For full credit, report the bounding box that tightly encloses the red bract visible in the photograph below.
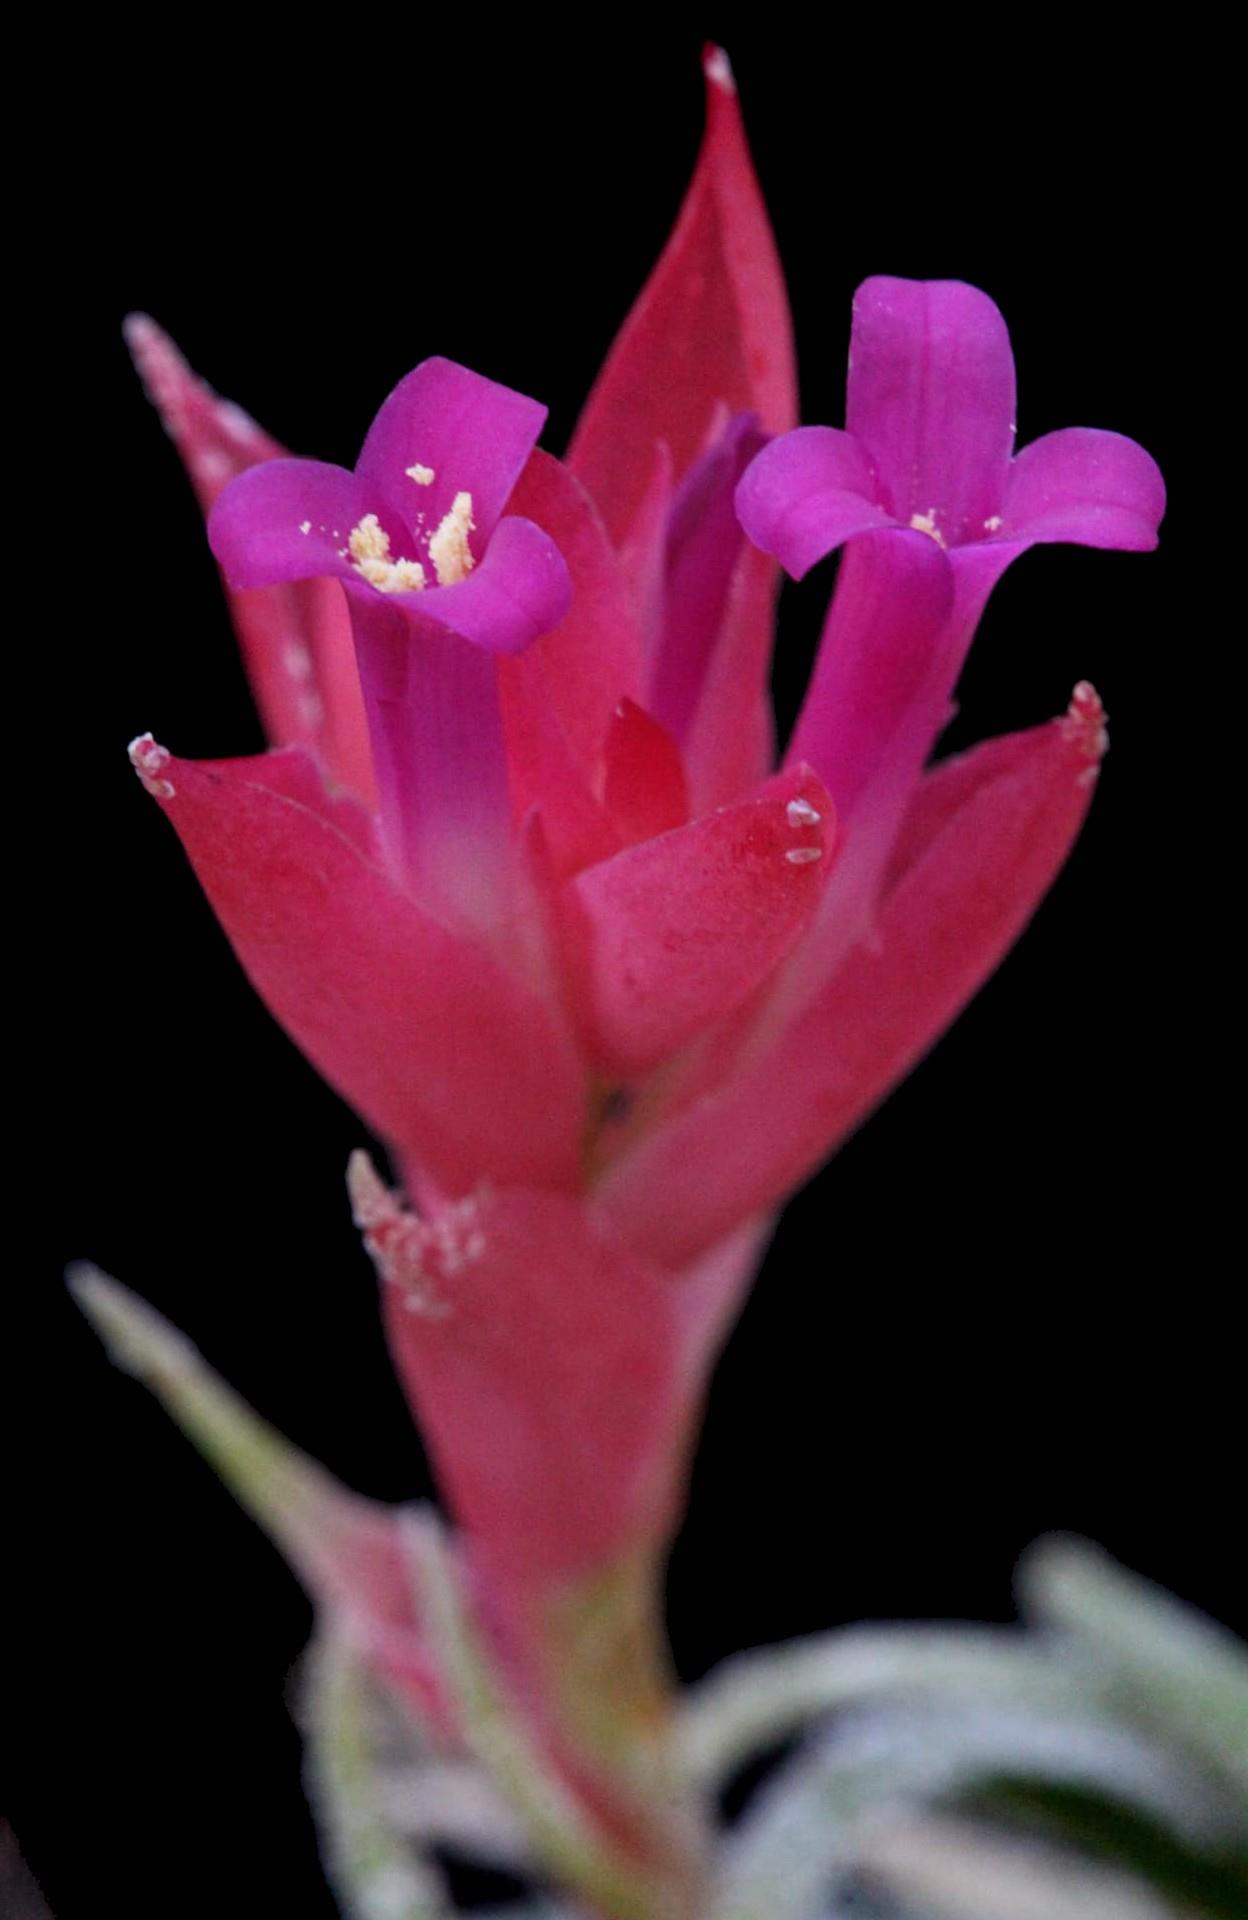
[115,45,1161,1901]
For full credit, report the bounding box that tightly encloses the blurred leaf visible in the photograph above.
[855,1812,1192,1920]
[1021,1537,1248,1802]
[712,1700,1234,1920]
[971,1780,1248,1920]
[303,1630,454,1920]
[683,1625,1102,1787]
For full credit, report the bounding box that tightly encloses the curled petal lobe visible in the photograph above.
[209,458,379,589]
[847,277,1017,544]
[355,355,549,541]
[734,426,892,578]
[1001,427,1166,551]
[561,766,834,1076]
[374,514,571,657]
[132,743,587,1195]
[568,46,795,544]
[597,693,1106,1266]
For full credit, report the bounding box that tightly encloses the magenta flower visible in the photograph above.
[105,50,1164,1918]
[208,357,570,928]
[736,275,1164,608]
[726,276,1165,1027]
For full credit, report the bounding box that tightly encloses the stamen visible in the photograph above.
[785,846,823,865]
[786,796,822,828]
[908,508,947,548]
[348,513,390,562]
[347,514,427,593]
[405,462,435,486]
[429,491,475,586]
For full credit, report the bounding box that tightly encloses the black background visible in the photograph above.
[13,20,1233,1917]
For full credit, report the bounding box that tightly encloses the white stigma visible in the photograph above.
[405,462,435,485]
[785,846,823,865]
[786,797,822,828]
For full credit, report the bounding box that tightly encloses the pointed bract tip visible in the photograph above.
[350,1155,486,1319]
[1061,681,1109,766]
[346,1147,390,1229]
[67,1258,113,1314]
[128,731,176,800]
[68,1263,195,1379]
[702,43,736,93]
[122,310,163,353]
[122,312,192,424]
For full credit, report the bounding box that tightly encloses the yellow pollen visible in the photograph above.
[429,491,476,586]
[348,514,391,562]
[347,514,427,593]
[909,509,947,548]
[405,462,436,485]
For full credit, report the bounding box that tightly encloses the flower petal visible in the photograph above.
[733,531,958,1048]
[847,278,1016,546]
[352,1163,685,1588]
[1001,427,1166,551]
[208,457,378,588]
[382,515,572,657]
[786,529,955,816]
[649,413,767,744]
[568,46,796,546]
[597,690,1106,1266]
[126,316,374,801]
[344,595,519,927]
[135,744,587,1194]
[560,766,834,1076]
[355,356,548,544]
[734,426,893,578]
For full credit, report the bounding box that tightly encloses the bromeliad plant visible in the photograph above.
[77,43,1243,1920]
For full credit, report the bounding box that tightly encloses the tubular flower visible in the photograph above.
[735,275,1165,610]
[105,46,1163,1920]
